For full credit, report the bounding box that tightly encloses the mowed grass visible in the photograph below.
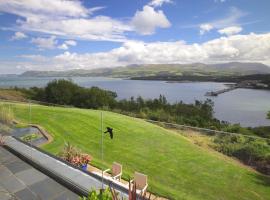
[9,103,270,200]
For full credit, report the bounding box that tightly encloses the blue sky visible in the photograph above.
[0,0,270,74]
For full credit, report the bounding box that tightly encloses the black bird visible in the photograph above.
[104,127,113,139]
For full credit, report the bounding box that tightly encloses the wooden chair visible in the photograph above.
[103,162,122,181]
[130,172,148,196]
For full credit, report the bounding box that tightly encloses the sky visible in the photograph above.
[0,0,270,74]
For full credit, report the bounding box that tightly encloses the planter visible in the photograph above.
[81,164,88,171]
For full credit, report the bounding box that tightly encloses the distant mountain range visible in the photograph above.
[20,62,270,78]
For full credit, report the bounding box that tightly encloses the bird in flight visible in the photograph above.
[104,127,113,139]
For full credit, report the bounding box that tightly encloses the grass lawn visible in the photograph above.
[7,102,270,200]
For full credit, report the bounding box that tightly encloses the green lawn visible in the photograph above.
[8,102,270,200]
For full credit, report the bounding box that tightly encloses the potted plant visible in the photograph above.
[80,154,92,171]
[59,142,92,171]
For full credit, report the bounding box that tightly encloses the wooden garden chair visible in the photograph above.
[103,162,122,181]
[130,172,148,196]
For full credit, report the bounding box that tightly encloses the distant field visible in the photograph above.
[7,102,270,200]
[0,89,26,101]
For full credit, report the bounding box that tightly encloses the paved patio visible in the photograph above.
[2,136,130,199]
[0,146,79,200]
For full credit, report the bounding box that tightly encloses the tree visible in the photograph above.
[45,79,79,105]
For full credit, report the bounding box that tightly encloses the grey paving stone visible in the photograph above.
[4,159,31,174]
[52,190,79,200]
[0,191,13,200]
[1,175,26,193]
[0,165,12,181]
[0,151,17,164]
[15,188,39,200]
[0,185,14,200]
[0,148,11,157]
[29,178,67,200]
[15,168,47,186]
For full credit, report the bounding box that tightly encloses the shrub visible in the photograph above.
[21,133,40,142]
[80,188,113,200]
[213,134,270,174]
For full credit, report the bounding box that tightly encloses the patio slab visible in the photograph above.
[15,168,47,186]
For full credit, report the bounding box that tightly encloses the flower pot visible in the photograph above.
[81,164,88,171]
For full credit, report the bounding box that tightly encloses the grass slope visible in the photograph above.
[9,103,270,200]
[0,89,26,101]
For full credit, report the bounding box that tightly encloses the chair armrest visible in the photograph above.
[112,173,122,179]
[142,184,148,193]
[102,168,110,174]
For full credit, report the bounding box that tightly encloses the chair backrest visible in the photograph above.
[134,172,147,190]
[112,162,122,177]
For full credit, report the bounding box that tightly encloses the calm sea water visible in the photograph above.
[1,76,270,127]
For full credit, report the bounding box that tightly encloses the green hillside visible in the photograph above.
[20,62,270,78]
[8,103,270,200]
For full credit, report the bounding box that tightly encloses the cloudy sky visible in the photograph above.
[0,0,270,74]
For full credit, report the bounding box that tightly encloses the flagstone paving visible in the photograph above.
[1,136,130,199]
[0,146,79,200]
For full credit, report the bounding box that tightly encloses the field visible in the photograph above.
[0,89,26,101]
[7,102,270,200]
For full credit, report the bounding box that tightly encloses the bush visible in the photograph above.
[80,188,113,200]
[221,124,254,135]
[251,126,270,139]
[213,134,270,174]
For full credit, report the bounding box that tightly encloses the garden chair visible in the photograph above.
[130,172,148,196]
[103,162,122,181]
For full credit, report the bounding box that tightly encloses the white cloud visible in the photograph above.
[8,33,270,73]
[18,54,47,61]
[198,7,247,35]
[65,40,77,46]
[11,32,28,40]
[214,0,226,3]
[58,43,69,50]
[199,24,214,35]
[58,40,77,50]
[131,5,171,35]
[218,26,243,36]
[30,36,77,50]
[17,16,132,42]
[0,0,90,18]
[1,0,173,41]
[148,0,173,7]
[31,36,57,49]
[0,0,132,42]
